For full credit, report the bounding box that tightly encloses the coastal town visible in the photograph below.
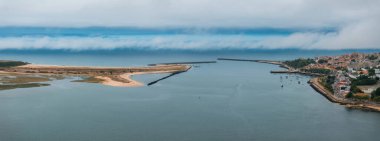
[279,52,380,111]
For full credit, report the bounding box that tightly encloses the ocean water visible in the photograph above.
[0,51,380,141]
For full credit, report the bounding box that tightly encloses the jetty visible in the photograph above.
[147,66,191,86]
[217,58,257,62]
[218,58,285,66]
[148,61,217,66]
[270,70,324,76]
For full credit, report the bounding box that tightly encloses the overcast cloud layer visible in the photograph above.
[0,0,379,50]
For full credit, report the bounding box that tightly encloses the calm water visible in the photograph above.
[1,51,380,141]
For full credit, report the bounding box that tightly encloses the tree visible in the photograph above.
[350,84,362,93]
[369,68,376,76]
[346,92,353,98]
[318,59,328,64]
[321,76,335,93]
[0,61,29,67]
[351,75,377,86]
[284,58,315,68]
[371,88,380,99]
[302,68,331,75]
[367,55,378,60]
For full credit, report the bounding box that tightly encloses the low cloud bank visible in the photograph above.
[0,21,378,50]
[0,0,379,50]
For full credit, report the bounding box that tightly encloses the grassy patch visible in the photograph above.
[353,93,370,100]
[319,76,335,93]
[0,61,29,67]
[0,74,58,91]
[1,76,51,84]
[302,68,331,75]
[0,83,50,91]
[373,96,380,102]
[284,58,315,69]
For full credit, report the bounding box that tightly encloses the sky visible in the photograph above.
[0,0,379,50]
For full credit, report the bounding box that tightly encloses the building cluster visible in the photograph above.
[305,53,380,98]
[313,53,380,71]
[333,71,351,98]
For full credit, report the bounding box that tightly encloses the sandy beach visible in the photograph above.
[96,70,186,87]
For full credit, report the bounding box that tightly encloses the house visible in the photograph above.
[333,71,351,97]
[360,68,369,75]
[347,67,354,72]
[375,69,380,77]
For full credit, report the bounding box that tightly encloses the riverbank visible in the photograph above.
[251,59,380,112]
[309,77,380,112]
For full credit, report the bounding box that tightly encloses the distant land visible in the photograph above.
[0,60,191,90]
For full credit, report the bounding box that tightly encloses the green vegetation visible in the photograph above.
[350,85,363,93]
[348,86,369,100]
[371,88,380,99]
[346,92,353,98]
[72,76,104,83]
[0,61,29,67]
[0,74,56,91]
[352,93,370,100]
[335,66,346,71]
[351,75,377,86]
[367,55,378,60]
[373,96,380,102]
[317,59,328,64]
[0,76,50,84]
[349,76,377,99]
[302,68,331,75]
[368,68,376,76]
[284,58,315,69]
[321,75,335,93]
[0,83,50,91]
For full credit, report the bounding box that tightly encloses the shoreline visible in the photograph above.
[1,64,191,87]
[309,77,380,112]
[253,59,380,112]
[97,70,189,87]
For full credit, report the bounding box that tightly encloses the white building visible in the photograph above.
[375,69,380,78]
